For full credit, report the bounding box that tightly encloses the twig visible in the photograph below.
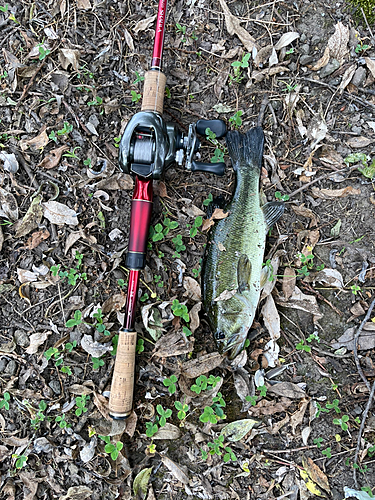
[263,445,317,453]
[353,296,375,393]
[257,95,269,127]
[353,379,375,489]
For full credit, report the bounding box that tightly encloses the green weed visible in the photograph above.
[163,375,178,395]
[229,110,243,129]
[75,395,90,417]
[92,357,104,370]
[333,414,349,431]
[171,299,189,322]
[13,454,28,469]
[131,90,141,103]
[99,435,124,460]
[132,71,144,84]
[275,191,290,201]
[0,392,10,410]
[136,339,145,353]
[175,401,189,420]
[30,400,47,430]
[190,375,221,395]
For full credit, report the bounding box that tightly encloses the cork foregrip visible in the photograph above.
[141,70,166,114]
[109,330,137,418]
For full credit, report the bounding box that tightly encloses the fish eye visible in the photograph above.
[215,331,226,340]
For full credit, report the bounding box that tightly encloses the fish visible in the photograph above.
[202,127,284,359]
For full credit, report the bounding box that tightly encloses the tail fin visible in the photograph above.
[226,127,264,172]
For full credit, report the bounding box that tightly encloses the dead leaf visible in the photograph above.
[68,384,94,395]
[25,331,52,354]
[290,398,309,434]
[26,229,50,249]
[153,180,167,197]
[38,145,68,169]
[59,49,80,71]
[310,46,330,71]
[365,57,375,78]
[189,302,201,334]
[0,152,19,173]
[2,436,30,447]
[17,268,38,283]
[154,331,194,358]
[261,250,286,300]
[125,411,137,438]
[314,268,344,288]
[15,195,43,238]
[302,455,331,493]
[331,327,375,351]
[0,187,18,221]
[249,397,292,416]
[274,32,300,50]
[95,173,133,190]
[282,267,296,300]
[346,136,374,148]
[81,335,113,357]
[43,200,79,225]
[153,423,181,440]
[311,186,361,199]
[181,352,224,379]
[268,414,290,434]
[142,305,164,341]
[59,486,92,500]
[133,15,156,34]
[93,392,111,421]
[328,22,349,63]
[268,381,306,400]
[251,65,290,84]
[182,205,205,217]
[275,286,323,322]
[233,367,253,411]
[338,64,356,93]
[124,28,134,52]
[77,0,91,9]
[183,277,201,301]
[161,456,189,485]
[254,45,274,68]
[218,0,258,51]
[262,295,280,341]
[301,426,311,445]
[307,114,327,148]
[20,127,49,151]
[19,471,41,500]
[102,293,126,314]
[220,419,258,442]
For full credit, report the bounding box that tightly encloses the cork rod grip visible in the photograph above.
[141,70,167,115]
[109,330,137,419]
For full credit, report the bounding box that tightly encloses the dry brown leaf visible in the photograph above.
[302,455,331,493]
[365,57,375,78]
[124,411,137,438]
[181,352,224,379]
[77,0,91,9]
[102,293,126,314]
[0,187,18,221]
[268,414,290,435]
[290,398,309,435]
[350,302,366,317]
[20,127,48,151]
[274,32,300,50]
[161,456,189,485]
[2,436,29,447]
[261,295,280,341]
[26,229,50,250]
[314,268,344,288]
[154,331,194,358]
[81,335,113,357]
[328,22,349,63]
[218,0,257,51]
[153,180,167,197]
[124,28,134,52]
[38,145,68,169]
[95,173,133,190]
[43,201,79,225]
[252,65,290,83]
[261,250,286,300]
[68,384,94,395]
[292,204,317,223]
[153,423,181,440]
[59,486,93,500]
[189,302,201,334]
[183,277,201,301]
[338,64,356,92]
[268,381,306,400]
[19,471,40,500]
[202,218,214,231]
[15,195,43,238]
[310,46,330,71]
[282,267,296,300]
[59,49,80,71]
[346,136,374,148]
[93,392,111,421]
[311,186,361,199]
[182,205,205,217]
[133,15,156,34]
[275,286,323,322]
[249,397,292,416]
[25,331,52,354]
[254,45,274,68]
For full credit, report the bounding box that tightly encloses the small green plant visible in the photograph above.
[83,158,92,168]
[150,223,164,242]
[351,284,361,295]
[117,278,126,289]
[133,71,144,84]
[45,346,72,375]
[175,22,187,42]
[13,454,28,469]
[205,128,226,163]
[87,96,103,106]
[285,48,294,55]
[245,395,258,406]
[326,399,340,413]
[190,375,221,395]
[275,191,290,201]
[38,43,51,60]
[296,340,311,353]
[333,414,349,431]
[199,406,219,424]
[0,4,9,12]
[230,53,251,83]
[99,435,124,460]
[154,275,163,288]
[30,400,47,429]
[229,110,243,129]
[322,447,332,458]
[156,404,172,427]
[257,385,267,397]
[355,42,370,53]
[114,135,121,148]
[97,211,106,228]
[163,217,179,234]
[93,308,111,336]
[65,341,77,353]
[283,81,298,92]
[66,310,83,328]
[0,392,10,410]
[203,193,213,207]
[203,435,237,462]
[190,216,203,238]
[75,395,90,417]
[314,437,324,448]
[344,152,375,179]
[172,234,186,257]
[136,338,145,354]
[131,90,141,103]
[49,130,57,143]
[171,299,189,322]
[306,332,320,343]
[192,265,201,278]
[57,121,73,136]
[315,402,330,418]
[140,292,149,302]
[347,0,375,25]
[145,421,158,437]
[92,357,104,370]
[163,375,178,395]
[175,401,189,420]
[63,147,81,160]
[182,325,192,337]
[55,413,70,429]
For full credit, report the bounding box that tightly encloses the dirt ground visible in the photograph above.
[1,0,375,499]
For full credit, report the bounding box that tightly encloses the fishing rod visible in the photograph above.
[108,0,227,419]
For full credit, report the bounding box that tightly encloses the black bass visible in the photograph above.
[202,127,284,359]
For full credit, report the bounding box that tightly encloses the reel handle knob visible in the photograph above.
[196,119,227,138]
[191,160,225,177]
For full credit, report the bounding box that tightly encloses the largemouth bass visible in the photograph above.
[202,127,284,359]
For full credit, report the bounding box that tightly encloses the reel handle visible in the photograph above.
[191,160,225,176]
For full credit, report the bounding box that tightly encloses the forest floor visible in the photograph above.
[1,0,375,499]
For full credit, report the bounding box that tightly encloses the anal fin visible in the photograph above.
[262,201,284,230]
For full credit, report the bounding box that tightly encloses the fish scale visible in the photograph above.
[202,127,284,359]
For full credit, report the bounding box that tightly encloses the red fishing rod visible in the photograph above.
[109,0,227,419]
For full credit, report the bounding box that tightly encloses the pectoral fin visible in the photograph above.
[237,254,251,293]
[262,201,284,230]
[260,265,270,289]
